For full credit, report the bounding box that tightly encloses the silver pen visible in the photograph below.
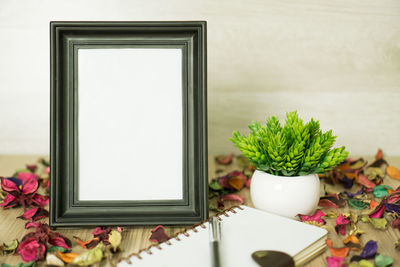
[209,216,222,267]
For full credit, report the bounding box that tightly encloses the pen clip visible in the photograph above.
[209,216,221,242]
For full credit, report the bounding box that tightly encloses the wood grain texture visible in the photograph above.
[1,154,400,266]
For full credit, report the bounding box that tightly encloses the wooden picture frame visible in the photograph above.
[49,21,208,227]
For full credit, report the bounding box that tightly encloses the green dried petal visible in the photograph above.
[375,254,393,267]
[347,199,367,210]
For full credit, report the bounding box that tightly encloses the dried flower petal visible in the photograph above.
[227,176,245,191]
[149,225,169,243]
[369,203,386,218]
[297,209,325,225]
[1,239,19,255]
[49,235,72,249]
[108,229,122,252]
[386,165,400,180]
[384,203,400,215]
[47,246,70,253]
[221,193,245,204]
[335,214,350,235]
[373,185,393,198]
[17,238,46,262]
[360,240,378,259]
[17,172,39,183]
[374,254,393,267]
[358,260,374,267]
[0,193,18,209]
[216,154,233,165]
[57,251,80,263]
[18,207,49,221]
[1,178,20,193]
[343,235,361,250]
[392,217,400,230]
[326,239,350,258]
[362,216,387,230]
[349,158,367,170]
[218,171,247,191]
[46,253,65,266]
[357,174,376,189]
[71,243,104,266]
[21,178,39,195]
[387,191,400,204]
[319,194,346,208]
[245,177,251,188]
[26,165,38,173]
[326,256,346,267]
[344,188,364,198]
[369,200,379,209]
[73,236,100,249]
[347,199,367,210]
[31,194,49,207]
[375,149,383,160]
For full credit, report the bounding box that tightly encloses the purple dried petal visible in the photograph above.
[384,203,400,215]
[341,176,353,188]
[360,240,378,259]
[344,188,364,198]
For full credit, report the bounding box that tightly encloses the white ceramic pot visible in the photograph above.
[250,170,320,218]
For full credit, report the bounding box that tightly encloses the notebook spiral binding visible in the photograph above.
[119,205,244,264]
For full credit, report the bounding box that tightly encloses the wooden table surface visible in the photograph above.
[0,155,399,266]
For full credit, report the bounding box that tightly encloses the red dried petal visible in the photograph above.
[17,172,39,183]
[149,225,170,243]
[18,207,49,221]
[49,236,71,249]
[387,192,400,204]
[335,214,350,236]
[369,203,386,218]
[326,256,346,267]
[392,218,400,230]
[26,165,38,173]
[319,195,346,208]
[221,193,245,204]
[31,194,49,207]
[298,209,326,224]
[216,154,233,165]
[245,177,251,188]
[0,194,18,208]
[357,174,376,188]
[17,238,46,262]
[50,232,72,248]
[25,221,41,229]
[1,178,20,193]
[375,149,383,161]
[22,178,39,195]
[318,199,339,208]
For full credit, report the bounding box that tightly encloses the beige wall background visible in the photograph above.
[0,0,399,156]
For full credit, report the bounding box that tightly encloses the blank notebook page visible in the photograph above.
[119,206,327,267]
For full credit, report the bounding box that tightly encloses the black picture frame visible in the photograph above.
[49,21,208,227]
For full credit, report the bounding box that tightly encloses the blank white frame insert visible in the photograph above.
[77,48,183,201]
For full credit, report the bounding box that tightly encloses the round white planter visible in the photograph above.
[250,170,320,218]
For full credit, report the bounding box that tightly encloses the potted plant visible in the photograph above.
[230,111,348,218]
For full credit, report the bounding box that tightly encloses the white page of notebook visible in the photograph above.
[119,206,327,267]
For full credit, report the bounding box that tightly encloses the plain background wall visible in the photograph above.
[1,0,400,156]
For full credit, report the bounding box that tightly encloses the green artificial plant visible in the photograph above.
[230,111,349,176]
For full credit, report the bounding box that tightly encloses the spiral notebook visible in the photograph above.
[118,206,328,267]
